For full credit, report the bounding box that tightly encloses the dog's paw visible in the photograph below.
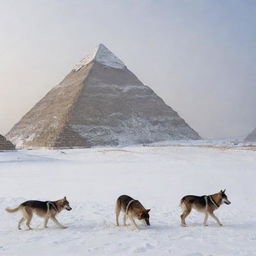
[181,223,187,227]
[61,226,68,229]
[204,224,208,226]
[219,223,223,227]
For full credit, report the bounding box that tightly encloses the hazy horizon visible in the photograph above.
[0,0,255,139]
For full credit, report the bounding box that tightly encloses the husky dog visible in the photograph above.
[115,195,150,229]
[180,190,231,227]
[6,197,72,230]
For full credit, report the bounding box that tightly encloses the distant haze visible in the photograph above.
[0,0,255,139]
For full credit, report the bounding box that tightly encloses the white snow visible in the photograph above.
[87,83,144,93]
[1,145,256,255]
[73,44,126,71]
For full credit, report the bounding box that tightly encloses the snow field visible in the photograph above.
[0,146,256,255]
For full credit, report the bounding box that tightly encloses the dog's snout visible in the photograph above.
[65,205,72,211]
[146,219,150,226]
[225,199,231,205]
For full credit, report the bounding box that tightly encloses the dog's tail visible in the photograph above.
[5,205,21,213]
[115,197,121,214]
[179,198,186,209]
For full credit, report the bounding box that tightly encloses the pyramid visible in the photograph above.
[244,128,256,142]
[7,44,200,148]
[0,134,15,150]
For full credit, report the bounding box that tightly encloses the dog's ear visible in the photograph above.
[146,209,151,213]
[223,189,226,193]
[64,196,66,200]
[220,190,223,193]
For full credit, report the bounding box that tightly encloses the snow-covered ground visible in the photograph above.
[0,145,256,255]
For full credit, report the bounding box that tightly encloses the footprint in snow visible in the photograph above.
[132,243,154,253]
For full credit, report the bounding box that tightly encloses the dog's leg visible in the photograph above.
[210,213,223,226]
[115,210,121,226]
[18,217,25,230]
[23,208,32,230]
[123,213,127,226]
[180,208,191,227]
[115,212,120,226]
[129,215,139,230]
[26,216,32,230]
[203,213,209,226]
[44,217,50,228]
[50,216,67,229]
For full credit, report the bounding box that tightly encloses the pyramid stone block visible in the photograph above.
[0,134,15,150]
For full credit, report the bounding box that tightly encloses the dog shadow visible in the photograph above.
[146,224,172,231]
[115,223,172,231]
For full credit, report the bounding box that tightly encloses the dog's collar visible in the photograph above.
[125,199,137,215]
[47,201,59,213]
[208,195,219,208]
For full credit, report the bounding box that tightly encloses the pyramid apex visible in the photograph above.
[97,43,106,48]
[73,44,126,71]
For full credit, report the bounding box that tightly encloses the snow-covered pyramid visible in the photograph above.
[0,134,15,150]
[244,128,256,142]
[7,44,200,148]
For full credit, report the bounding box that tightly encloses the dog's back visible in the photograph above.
[6,201,49,214]
[21,200,47,210]
[180,195,207,211]
[116,195,135,212]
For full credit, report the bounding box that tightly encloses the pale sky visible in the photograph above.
[0,0,255,139]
